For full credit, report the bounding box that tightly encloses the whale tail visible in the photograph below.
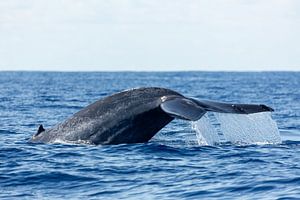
[160,96,274,121]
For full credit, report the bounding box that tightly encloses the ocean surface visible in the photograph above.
[0,71,299,199]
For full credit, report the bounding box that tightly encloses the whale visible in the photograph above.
[30,87,273,145]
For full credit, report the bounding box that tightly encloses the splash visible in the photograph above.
[192,112,281,146]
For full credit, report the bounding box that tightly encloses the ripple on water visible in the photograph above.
[0,72,299,199]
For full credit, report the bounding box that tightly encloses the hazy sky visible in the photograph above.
[0,0,299,71]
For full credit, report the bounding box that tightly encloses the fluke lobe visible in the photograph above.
[30,87,273,145]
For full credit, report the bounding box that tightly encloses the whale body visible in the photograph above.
[30,87,273,145]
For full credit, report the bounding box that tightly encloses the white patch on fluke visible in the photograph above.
[192,112,282,146]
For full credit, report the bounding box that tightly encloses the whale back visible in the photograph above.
[74,87,182,119]
[31,87,182,144]
[72,87,182,144]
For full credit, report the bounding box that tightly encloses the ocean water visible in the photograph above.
[0,71,299,199]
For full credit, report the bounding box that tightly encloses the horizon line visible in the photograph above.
[0,69,299,73]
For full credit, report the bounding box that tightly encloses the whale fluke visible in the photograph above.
[160,96,206,121]
[192,99,274,114]
[160,96,273,121]
[30,87,274,145]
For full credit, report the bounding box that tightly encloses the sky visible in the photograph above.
[0,0,299,71]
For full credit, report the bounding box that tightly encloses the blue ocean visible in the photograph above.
[0,72,299,199]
